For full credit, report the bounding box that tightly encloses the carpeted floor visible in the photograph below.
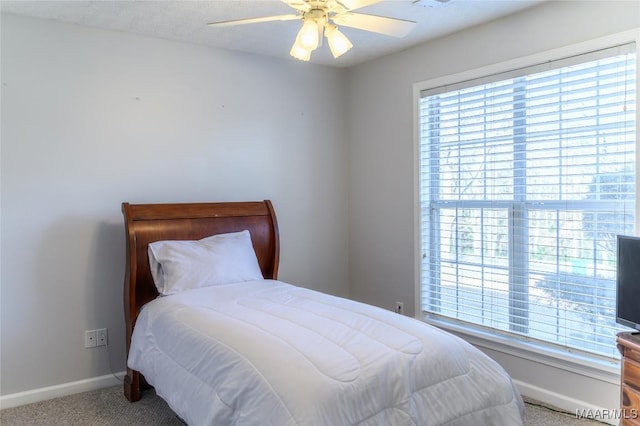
[1,386,182,426]
[0,384,606,425]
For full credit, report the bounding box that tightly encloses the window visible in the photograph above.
[418,43,636,359]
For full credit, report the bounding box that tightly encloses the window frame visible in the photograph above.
[412,29,640,380]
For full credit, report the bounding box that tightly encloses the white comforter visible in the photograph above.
[128,280,524,426]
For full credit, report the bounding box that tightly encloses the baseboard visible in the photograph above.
[0,371,126,410]
[515,379,620,426]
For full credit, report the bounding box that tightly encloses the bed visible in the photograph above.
[121,200,524,425]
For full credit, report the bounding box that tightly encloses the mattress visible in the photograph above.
[128,279,524,425]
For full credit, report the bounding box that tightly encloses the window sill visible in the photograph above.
[420,315,621,385]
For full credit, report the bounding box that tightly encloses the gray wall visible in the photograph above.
[1,13,349,396]
[346,0,639,414]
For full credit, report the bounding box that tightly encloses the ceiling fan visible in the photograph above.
[207,0,418,61]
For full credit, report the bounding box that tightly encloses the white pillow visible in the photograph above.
[148,230,264,295]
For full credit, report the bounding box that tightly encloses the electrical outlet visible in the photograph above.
[395,302,404,315]
[85,328,107,348]
[96,328,108,347]
[84,330,97,348]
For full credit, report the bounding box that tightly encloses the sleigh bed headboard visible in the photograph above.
[121,200,280,401]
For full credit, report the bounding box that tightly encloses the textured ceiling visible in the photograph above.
[1,0,545,67]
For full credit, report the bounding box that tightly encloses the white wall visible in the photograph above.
[346,0,639,415]
[0,13,349,397]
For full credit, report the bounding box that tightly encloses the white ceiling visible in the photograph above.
[0,0,545,67]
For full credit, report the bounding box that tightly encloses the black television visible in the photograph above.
[617,235,640,331]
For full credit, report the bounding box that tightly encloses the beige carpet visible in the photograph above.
[1,386,181,426]
[0,384,606,425]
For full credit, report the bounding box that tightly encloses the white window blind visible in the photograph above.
[419,43,637,358]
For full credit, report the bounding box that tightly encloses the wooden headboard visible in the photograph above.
[121,200,280,402]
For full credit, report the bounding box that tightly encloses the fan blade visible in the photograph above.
[281,0,311,12]
[208,14,300,27]
[335,0,382,11]
[332,13,416,37]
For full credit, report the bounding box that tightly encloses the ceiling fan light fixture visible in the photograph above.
[290,42,312,61]
[208,0,418,63]
[325,24,352,58]
[295,18,320,50]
